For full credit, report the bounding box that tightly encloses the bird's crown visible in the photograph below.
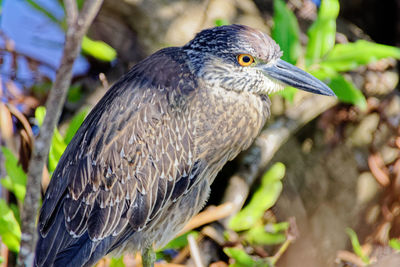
[184,24,282,63]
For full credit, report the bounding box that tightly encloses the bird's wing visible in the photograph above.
[38,49,200,243]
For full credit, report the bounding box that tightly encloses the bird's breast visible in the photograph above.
[192,85,270,182]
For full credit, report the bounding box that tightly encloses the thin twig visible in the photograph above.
[16,1,103,266]
[268,238,293,265]
[188,234,205,267]
[99,72,109,90]
[178,202,235,236]
[171,245,191,264]
[64,0,78,29]
[336,250,366,267]
[77,0,104,34]
[6,103,34,144]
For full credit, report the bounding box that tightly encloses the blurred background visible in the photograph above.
[1,0,400,266]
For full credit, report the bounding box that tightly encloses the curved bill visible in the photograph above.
[260,59,335,96]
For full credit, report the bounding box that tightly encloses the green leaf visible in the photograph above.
[32,82,52,96]
[0,0,4,19]
[35,106,67,173]
[9,203,20,225]
[260,162,286,184]
[272,0,301,64]
[67,84,83,103]
[224,248,256,267]
[76,0,85,10]
[1,177,13,192]
[224,248,272,267]
[276,86,297,102]
[308,66,338,80]
[346,228,370,264]
[109,256,125,267]
[48,123,67,173]
[0,199,21,252]
[81,36,117,62]
[305,0,340,65]
[324,74,366,110]
[265,221,290,233]
[215,19,229,27]
[246,225,286,245]
[162,231,198,250]
[389,239,400,251]
[0,147,27,201]
[229,163,285,231]
[35,106,46,126]
[320,40,400,72]
[64,109,88,144]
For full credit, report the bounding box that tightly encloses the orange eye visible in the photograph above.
[237,54,254,66]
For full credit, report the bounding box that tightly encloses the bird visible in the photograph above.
[34,24,334,267]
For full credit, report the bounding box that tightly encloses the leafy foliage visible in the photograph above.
[272,0,300,65]
[109,256,125,267]
[64,108,88,144]
[162,231,199,250]
[272,0,300,102]
[0,107,87,253]
[229,162,285,231]
[215,18,229,27]
[273,0,400,110]
[305,0,339,65]
[346,228,370,264]
[0,199,21,252]
[35,107,67,173]
[389,238,400,251]
[0,147,27,201]
[67,84,84,103]
[310,71,367,110]
[35,106,87,173]
[82,36,117,62]
[320,40,400,72]
[246,222,289,245]
[224,247,272,267]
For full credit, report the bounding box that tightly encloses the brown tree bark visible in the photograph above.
[17,1,104,266]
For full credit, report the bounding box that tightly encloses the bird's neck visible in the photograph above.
[191,83,270,183]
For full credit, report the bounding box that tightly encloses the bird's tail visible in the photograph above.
[34,208,115,267]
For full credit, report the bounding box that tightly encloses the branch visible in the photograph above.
[17,1,103,266]
[220,94,338,227]
[64,0,78,28]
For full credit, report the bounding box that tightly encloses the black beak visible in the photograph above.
[260,59,335,96]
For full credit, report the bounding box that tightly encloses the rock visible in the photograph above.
[357,172,380,205]
[379,145,398,165]
[348,113,380,147]
[385,94,400,128]
[364,70,399,96]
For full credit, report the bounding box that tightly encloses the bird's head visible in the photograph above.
[184,24,334,96]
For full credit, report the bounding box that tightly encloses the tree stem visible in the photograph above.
[16,1,103,266]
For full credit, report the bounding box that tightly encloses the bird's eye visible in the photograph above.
[237,54,254,66]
